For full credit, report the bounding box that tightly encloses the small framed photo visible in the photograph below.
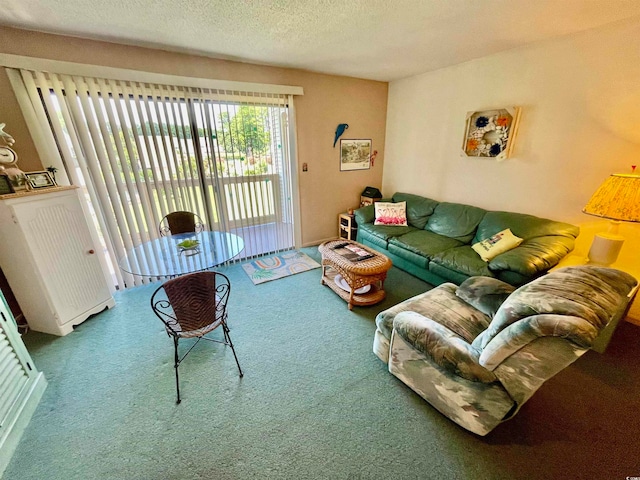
[25,171,56,189]
[0,175,14,195]
[340,139,371,171]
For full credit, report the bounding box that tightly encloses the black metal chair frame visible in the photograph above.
[150,271,243,404]
[159,211,206,237]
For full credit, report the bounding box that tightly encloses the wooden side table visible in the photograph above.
[338,213,357,240]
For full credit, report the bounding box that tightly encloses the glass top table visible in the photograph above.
[118,231,244,277]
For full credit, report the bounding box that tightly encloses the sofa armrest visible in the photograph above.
[354,204,375,225]
[394,311,497,383]
[492,336,589,407]
[488,236,576,277]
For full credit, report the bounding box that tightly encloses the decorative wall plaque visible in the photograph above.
[462,107,521,160]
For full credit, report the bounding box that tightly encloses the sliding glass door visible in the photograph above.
[15,70,296,289]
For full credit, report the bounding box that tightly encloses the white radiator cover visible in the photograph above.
[0,187,115,335]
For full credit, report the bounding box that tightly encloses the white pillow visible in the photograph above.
[472,228,523,262]
[374,201,408,226]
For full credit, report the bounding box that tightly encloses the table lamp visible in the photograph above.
[582,167,640,265]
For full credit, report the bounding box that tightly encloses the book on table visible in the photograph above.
[336,243,375,262]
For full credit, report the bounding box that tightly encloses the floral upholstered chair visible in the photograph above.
[374,266,637,435]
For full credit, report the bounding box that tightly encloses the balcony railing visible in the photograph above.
[214,173,281,229]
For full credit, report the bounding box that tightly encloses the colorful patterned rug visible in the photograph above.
[241,250,321,285]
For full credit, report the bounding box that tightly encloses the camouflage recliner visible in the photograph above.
[374,266,637,436]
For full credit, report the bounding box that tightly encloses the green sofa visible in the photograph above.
[354,192,579,287]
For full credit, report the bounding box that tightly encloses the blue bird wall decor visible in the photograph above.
[333,123,349,147]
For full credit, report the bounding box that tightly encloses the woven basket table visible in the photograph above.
[318,239,392,310]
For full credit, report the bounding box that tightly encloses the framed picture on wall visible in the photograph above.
[340,139,371,171]
[25,171,56,189]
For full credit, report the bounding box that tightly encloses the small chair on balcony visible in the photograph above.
[159,211,205,237]
[150,271,243,404]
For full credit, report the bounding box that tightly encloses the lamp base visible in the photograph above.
[587,232,624,266]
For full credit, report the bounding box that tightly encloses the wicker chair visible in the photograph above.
[150,271,243,404]
[159,211,205,237]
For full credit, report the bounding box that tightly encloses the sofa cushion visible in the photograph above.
[425,202,486,243]
[488,236,578,278]
[375,283,491,343]
[387,242,429,269]
[473,265,638,350]
[389,230,463,259]
[431,246,494,278]
[358,222,417,249]
[428,263,475,285]
[494,270,530,287]
[456,277,516,318]
[392,192,439,229]
[374,201,408,226]
[474,211,579,243]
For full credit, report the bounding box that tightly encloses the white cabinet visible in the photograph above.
[0,290,47,476]
[0,187,115,336]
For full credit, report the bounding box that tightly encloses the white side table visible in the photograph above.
[338,213,357,240]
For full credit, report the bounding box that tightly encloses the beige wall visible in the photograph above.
[384,18,640,321]
[0,27,388,246]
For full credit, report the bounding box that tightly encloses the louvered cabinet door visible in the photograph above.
[0,318,28,431]
[11,190,111,324]
[0,293,47,476]
[0,188,115,336]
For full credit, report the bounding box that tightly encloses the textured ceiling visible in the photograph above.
[2,0,640,81]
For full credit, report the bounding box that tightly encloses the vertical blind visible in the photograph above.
[13,69,296,289]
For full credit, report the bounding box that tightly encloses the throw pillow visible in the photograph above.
[471,228,523,262]
[374,201,408,226]
[456,277,516,318]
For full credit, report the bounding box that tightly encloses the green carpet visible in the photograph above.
[5,247,640,479]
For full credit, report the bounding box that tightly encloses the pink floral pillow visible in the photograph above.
[374,201,408,226]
